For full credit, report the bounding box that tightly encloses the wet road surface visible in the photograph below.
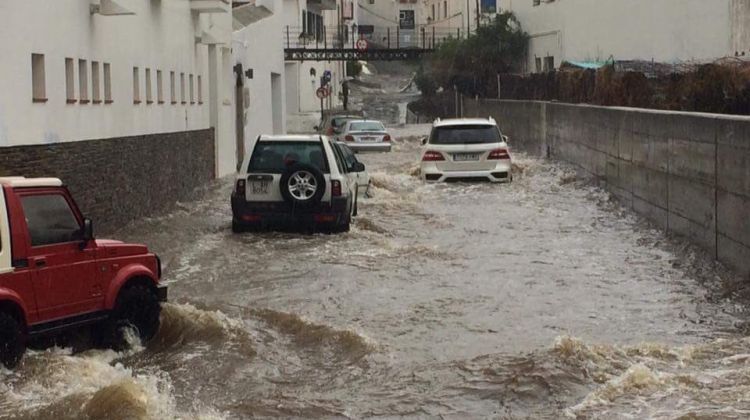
[2,66,750,419]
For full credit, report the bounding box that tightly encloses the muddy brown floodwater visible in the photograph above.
[2,127,750,419]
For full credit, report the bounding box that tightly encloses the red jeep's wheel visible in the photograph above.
[99,284,161,350]
[0,312,25,369]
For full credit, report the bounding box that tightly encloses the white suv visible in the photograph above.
[231,135,361,233]
[420,118,512,183]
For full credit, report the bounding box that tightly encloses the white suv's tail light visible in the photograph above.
[422,151,445,161]
[235,179,246,195]
[331,180,342,196]
[487,148,510,160]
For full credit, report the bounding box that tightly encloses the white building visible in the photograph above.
[0,0,243,176]
[0,0,288,230]
[358,0,498,47]
[498,0,750,73]
[232,0,286,166]
[423,0,498,34]
[358,0,425,47]
[283,0,353,116]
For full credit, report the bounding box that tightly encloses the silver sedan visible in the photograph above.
[339,120,392,152]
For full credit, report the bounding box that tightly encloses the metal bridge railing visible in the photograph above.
[283,25,467,51]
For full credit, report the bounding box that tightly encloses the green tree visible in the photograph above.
[424,12,528,96]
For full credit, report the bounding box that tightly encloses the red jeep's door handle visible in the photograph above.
[35,259,47,268]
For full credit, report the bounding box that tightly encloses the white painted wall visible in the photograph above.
[423,0,494,33]
[0,0,237,176]
[499,0,736,72]
[731,0,750,57]
[234,0,288,158]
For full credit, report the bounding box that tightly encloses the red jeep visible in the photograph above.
[0,177,167,367]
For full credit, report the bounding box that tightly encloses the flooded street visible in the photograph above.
[2,68,750,420]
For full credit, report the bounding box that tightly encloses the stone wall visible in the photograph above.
[0,129,215,234]
[465,99,750,277]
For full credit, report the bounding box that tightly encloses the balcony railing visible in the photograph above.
[283,25,467,50]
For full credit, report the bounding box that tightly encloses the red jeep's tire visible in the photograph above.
[0,312,25,369]
[99,284,161,350]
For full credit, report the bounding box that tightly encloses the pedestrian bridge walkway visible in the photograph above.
[283,25,465,61]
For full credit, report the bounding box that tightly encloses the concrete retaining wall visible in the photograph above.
[465,99,750,277]
[0,129,215,234]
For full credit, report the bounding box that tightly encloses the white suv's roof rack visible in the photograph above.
[0,177,63,188]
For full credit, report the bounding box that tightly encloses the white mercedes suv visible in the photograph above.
[231,135,361,233]
[420,118,512,183]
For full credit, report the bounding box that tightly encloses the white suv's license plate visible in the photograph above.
[251,180,269,194]
[453,153,481,162]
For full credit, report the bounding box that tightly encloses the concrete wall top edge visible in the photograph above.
[480,99,750,122]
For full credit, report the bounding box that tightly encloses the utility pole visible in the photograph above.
[475,0,480,29]
[465,0,470,33]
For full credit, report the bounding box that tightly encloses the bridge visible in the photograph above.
[283,25,466,61]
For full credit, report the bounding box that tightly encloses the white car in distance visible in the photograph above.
[420,118,512,183]
[340,120,392,152]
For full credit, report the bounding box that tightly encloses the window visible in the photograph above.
[189,74,194,104]
[337,143,358,170]
[197,75,203,104]
[145,68,153,104]
[444,1,447,18]
[103,62,112,103]
[180,72,186,104]
[157,70,164,103]
[170,71,176,104]
[303,11,323,39]
[330,143,347,174]
[20,194,82,247]
[544,56,555,72]
[78,59,89,103]
[31,53,46,102]
[91,61,101,103]
[65,58,76,103]
[133,67,141,104]
[399,10,415,29]
[431,4,435,20]
[533,0,540,5]
[248,142,329,174]
[535,57,542,73]
[429,125,501,145]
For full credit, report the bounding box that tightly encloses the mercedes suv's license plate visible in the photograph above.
[251,180,269,194]
[454,153,481,161]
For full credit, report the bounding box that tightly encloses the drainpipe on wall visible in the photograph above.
[208,44,220,177]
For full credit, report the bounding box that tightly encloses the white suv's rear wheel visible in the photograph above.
[280,163,326,208]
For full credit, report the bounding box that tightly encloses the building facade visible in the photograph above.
[283,0,352,116]
[498,0,750,73]
[233,0,286,167]
[0,0,280,231]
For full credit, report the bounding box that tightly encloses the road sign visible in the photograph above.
[356,38,368,52]
[316,87,329,99]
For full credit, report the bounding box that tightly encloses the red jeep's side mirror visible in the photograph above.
[80,218,94,249]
